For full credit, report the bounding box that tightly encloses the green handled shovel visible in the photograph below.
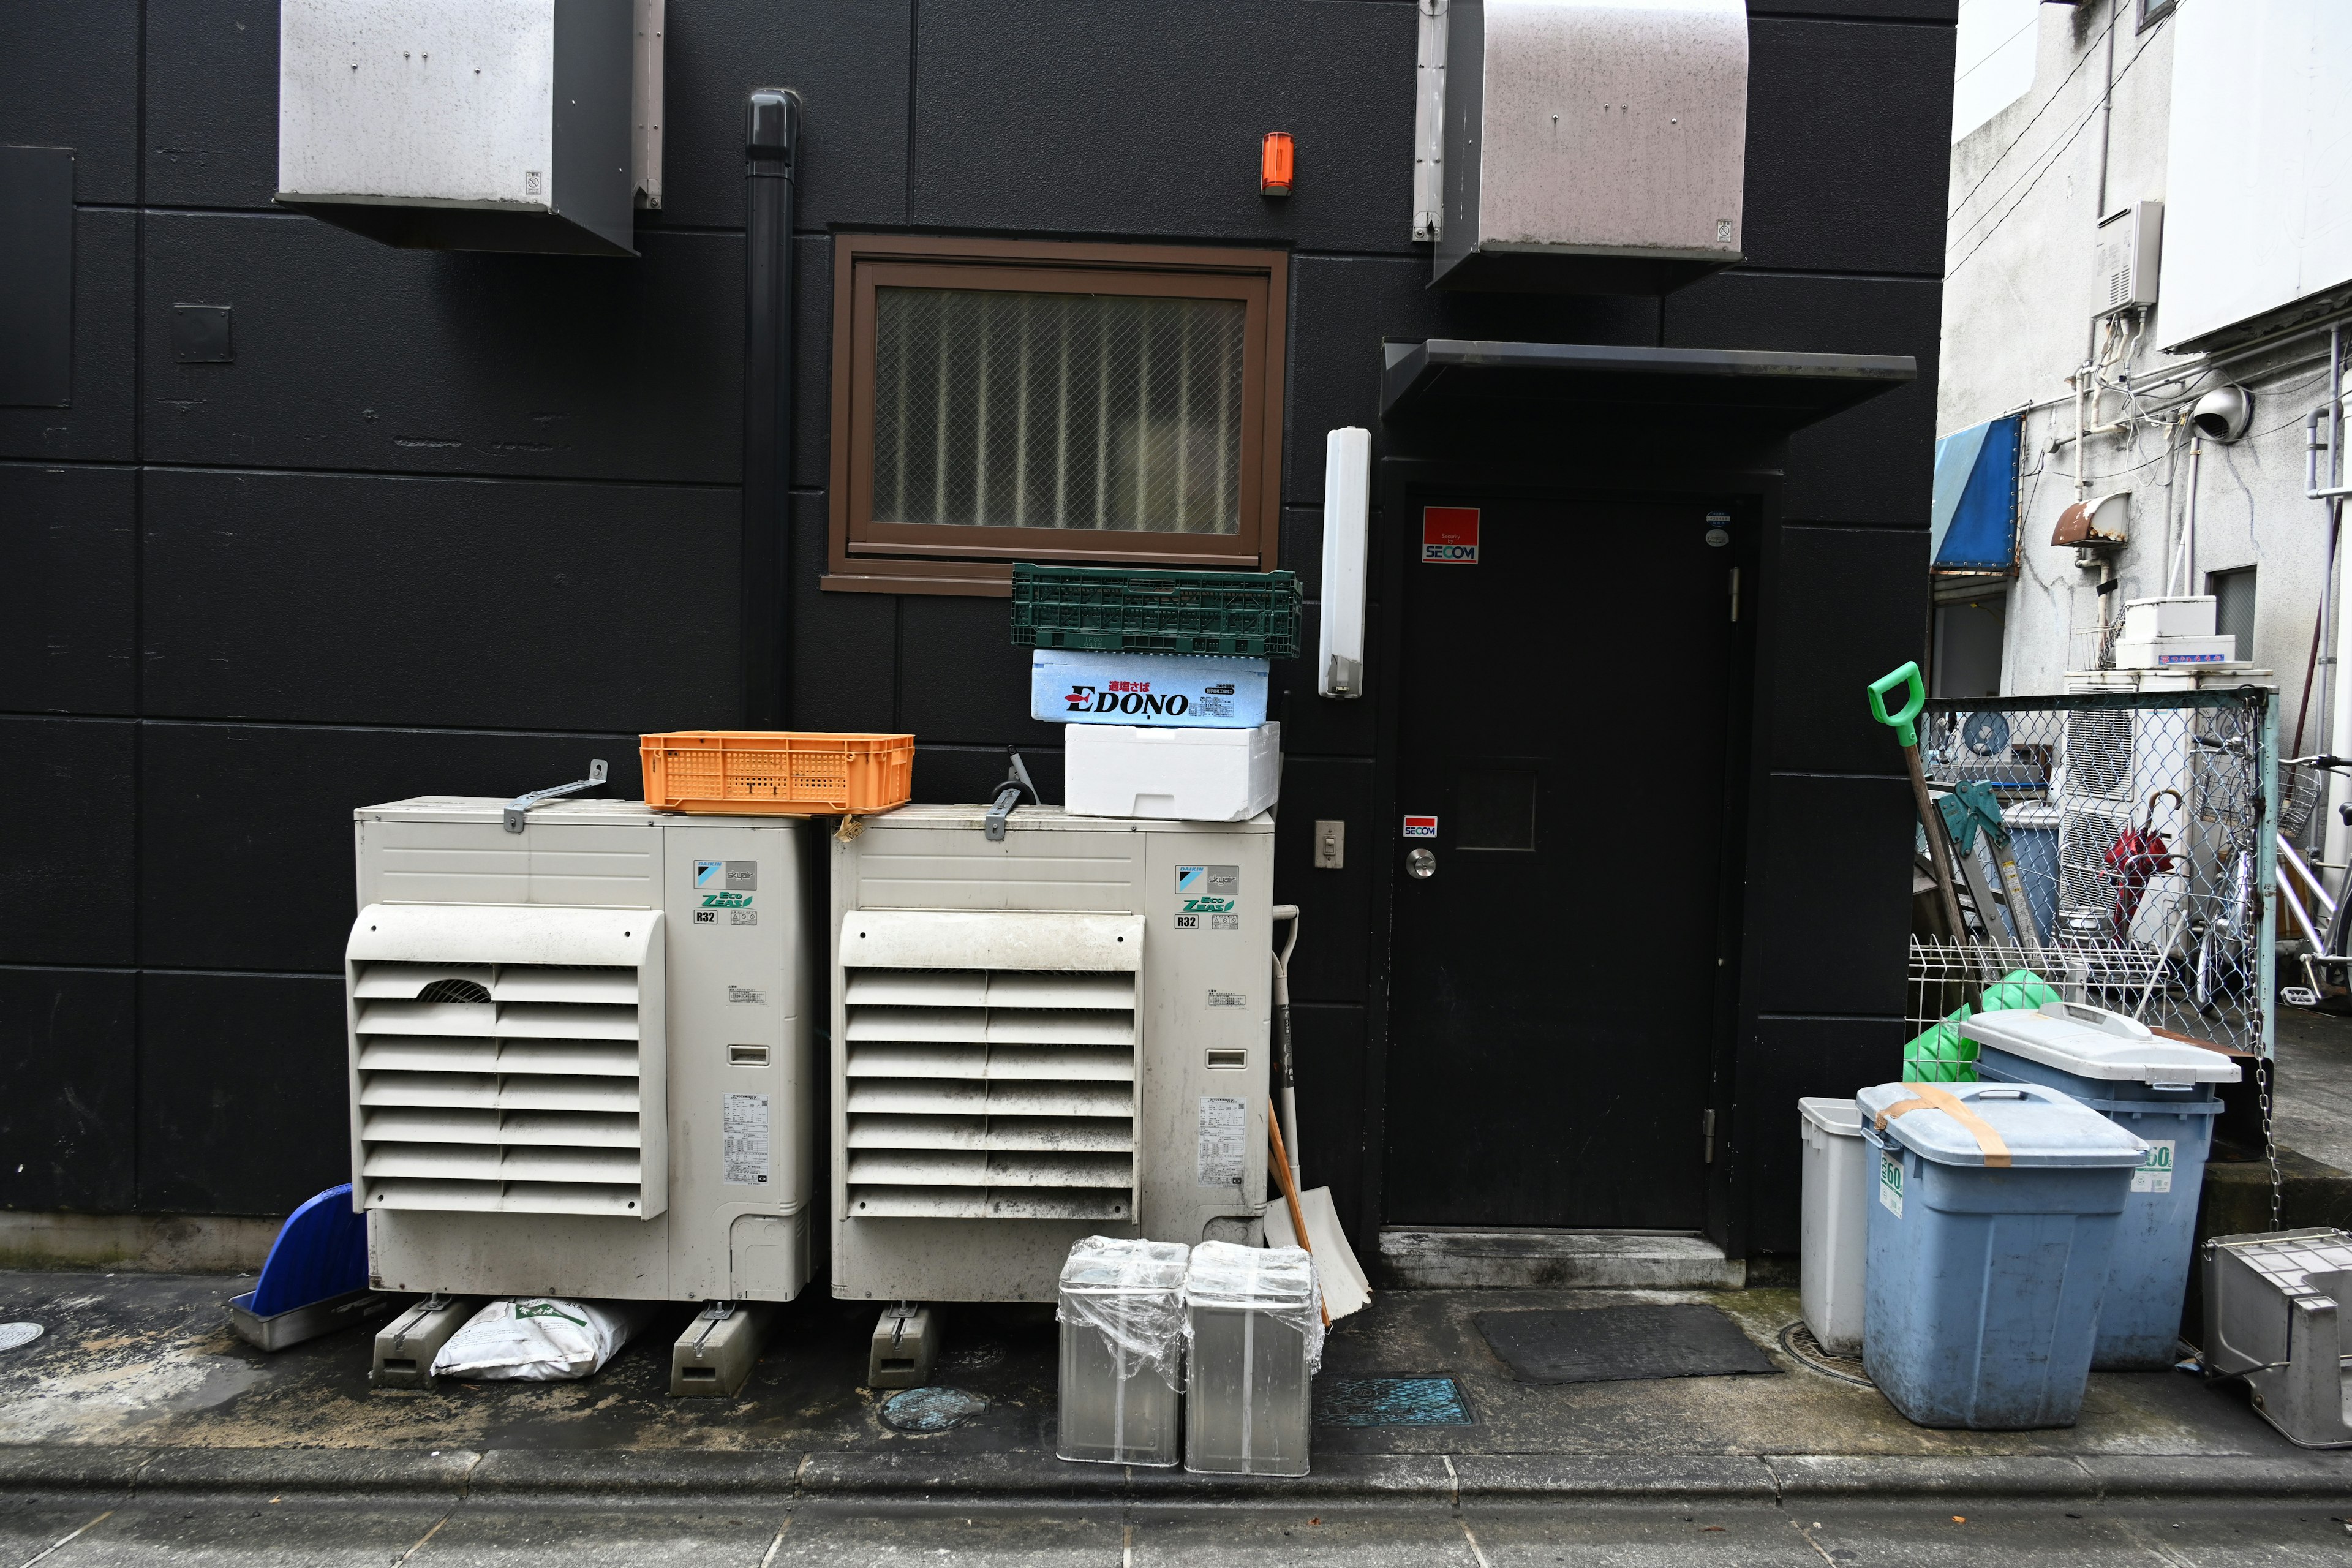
[1869,662,1968,943]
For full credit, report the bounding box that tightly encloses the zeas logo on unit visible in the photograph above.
[1174,865,1241,932]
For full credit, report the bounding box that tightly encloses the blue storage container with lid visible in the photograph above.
[1962,1000,2240,1370]
[1857,1078,2146,1430]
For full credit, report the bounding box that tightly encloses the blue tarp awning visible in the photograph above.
[1931,413,2021,572]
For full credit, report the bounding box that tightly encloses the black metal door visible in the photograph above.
[1384,495,1740,1229]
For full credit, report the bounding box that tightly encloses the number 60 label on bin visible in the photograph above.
[1878,1149,1904,1218]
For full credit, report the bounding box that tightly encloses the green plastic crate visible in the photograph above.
[1902,968,2063,1084]
[1009,564,1303,658]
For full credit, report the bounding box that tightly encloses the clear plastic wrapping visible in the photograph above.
[1055,1235,1193,1387]
[1182,1240,1324,1375]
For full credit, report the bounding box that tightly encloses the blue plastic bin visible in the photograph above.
[1962,1001,2241,1369]
[1857,1079,2146,1429]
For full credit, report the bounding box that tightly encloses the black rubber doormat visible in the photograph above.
[1474,1305,1780,1385]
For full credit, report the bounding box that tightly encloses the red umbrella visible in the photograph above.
[2105,789,2183,943]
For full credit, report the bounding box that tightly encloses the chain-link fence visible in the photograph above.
[1907,688,2277,1065]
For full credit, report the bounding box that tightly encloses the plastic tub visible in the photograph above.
[1962,1000,2240,1370]
[1858,1079,2144,1429]
[1798,1098,1868,1356]
[1057,1237,1190,1466]
[639,731,914,816]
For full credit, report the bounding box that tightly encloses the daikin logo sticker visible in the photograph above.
[1422,506,1480,564]
[1401,816,1438,839]
[1174,865,1240,931]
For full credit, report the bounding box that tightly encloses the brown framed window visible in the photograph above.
[824,234,1289,595]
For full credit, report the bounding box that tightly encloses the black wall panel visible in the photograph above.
[1742,18,1955,276]
[0,211,138,464]
[143,0,279,211]
[1760,525,1931,775]
[141,469,743,731]
[1289,1001,1368,1252]
[0,967,138,1212]
[1751,1,1956,19]
[911,742,1064,809]
[911,1,1417,258]
[0,2,140,206]
[138,972,348,1214]
[1733,1013,1907,1254]
[1284,257,1659,505]
[0,717,135,967]
[1268,604,1381,761]
[1741,773,1916,1019]
[897,595,1063,752]
[140,214,742,483]
[0,464,136,715]
[1269,757,1375,1003]
[1664,273,1943,526]
[139,723,640,974]
[788,495,899,732]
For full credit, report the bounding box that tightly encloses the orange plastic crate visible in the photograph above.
[639,731,916,816]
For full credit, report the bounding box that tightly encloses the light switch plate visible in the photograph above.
[1313,820,1344,870]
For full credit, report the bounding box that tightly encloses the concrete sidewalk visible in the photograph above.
[2,1270,2346,1508]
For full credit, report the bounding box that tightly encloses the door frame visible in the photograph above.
[1359,454,1781,1254]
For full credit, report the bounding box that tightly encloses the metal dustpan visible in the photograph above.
[1264,1183,1371,1321]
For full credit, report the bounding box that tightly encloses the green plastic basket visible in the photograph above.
[1009,564,1303,657]
[1902,968,2062,1085]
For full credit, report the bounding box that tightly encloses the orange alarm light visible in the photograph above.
[1261,132,1294,197]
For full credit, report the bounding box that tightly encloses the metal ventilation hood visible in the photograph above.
[1430,0,1749,295]
[1379,341,1917,432]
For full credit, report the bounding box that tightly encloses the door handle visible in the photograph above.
[1406,847,1436,880]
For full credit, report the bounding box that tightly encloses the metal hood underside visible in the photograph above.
[1379,339,1917,432]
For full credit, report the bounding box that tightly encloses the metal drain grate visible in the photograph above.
[1314,1375,1474,1427]
[1777,1321,1873,1387]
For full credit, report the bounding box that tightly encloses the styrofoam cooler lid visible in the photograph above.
[1798,1096,1861,1137]
[1857,1080,2146,1169]
[1959,1001,2239,1085]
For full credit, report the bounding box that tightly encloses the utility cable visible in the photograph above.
[1947,4,2122,223]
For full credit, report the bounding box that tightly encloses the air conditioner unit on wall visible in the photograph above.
[2095,200,2164,317]
[828,805,1277,1308]
[347,797,813,1305]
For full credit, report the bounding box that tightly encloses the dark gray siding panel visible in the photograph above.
[0,210,138,463]
[1734,1013,1905,1254]
[1761,525,1931,775]
[788,493,899,732]
[0,1,141,205]
[138,971,349,1215]
[143,0,280,210]
[0,464,137,715]
[0,967,138,1212]
[138,723,641,974]
[911,0,1417,257]
[896,594,1061,752]
[1743,772,1915,1019]
[141,469,743,730]
[140,215,743,483]
[0,717,135,967]
[1270,756,1375,1003]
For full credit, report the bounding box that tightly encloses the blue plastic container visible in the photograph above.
[1857,1079,2145,1430]
[1962,1001,2241,1370]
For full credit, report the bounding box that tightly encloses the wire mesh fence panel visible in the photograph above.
[1910,689,2277,1062]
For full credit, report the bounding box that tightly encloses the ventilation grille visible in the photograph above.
[2062,709,2135,799]
[352,960,650,1216]
[842,967,1137,1221]
[2055,809,2132,937]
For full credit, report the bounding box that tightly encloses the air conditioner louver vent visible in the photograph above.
[347,905,665,1219]
[840,914,1143,1221]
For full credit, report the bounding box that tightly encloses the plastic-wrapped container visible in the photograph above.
[1858,1079,2144,1429]
[1798,1098,1868,1356]
[1963,1000,2239,1369]
[1183,1241,1321,1476]
[1056,1237,1191,1466]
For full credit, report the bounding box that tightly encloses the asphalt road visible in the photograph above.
[6,1495,2351,1567]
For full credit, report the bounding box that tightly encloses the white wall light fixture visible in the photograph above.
[1319,428,1371,699]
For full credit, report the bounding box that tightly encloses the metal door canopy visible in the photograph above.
[1436,0,1749,294]
[276,0,663,257]
[1380,341,1916,431]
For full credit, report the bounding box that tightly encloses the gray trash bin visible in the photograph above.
[1057,1236,1190,1466]
[1183,1240,1321,1476]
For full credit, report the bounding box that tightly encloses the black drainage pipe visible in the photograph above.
[741,88,802,727]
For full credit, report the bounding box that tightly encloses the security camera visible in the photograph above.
[2191,385,2255,443]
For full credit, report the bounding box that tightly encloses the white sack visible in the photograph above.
[429,1297,654,1381]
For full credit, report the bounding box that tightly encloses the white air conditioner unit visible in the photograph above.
[829,805,1277,1310]
[2094,200,2163,317]
[348,797,813,1307]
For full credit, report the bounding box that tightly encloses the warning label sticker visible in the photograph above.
[1197,1096,1246,1189]
[1422,506,1480,565]
[1401,816,1438,839]
[723,1093,771,1186]
[2131,1139,2176,1194]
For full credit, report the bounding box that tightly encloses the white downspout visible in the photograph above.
[2328,325,2352,890]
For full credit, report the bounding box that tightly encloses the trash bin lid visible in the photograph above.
[1058,1235,1191,1295]
[1857,1080,2146,1169]
[1798,1096,1861,1137]
[1959,1001,2239,1085]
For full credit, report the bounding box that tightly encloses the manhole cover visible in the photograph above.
[1315,1376,1474,1427]
[0,1323,45,1353]
[880,1386,988,1433]
[1777,1321,1872,1388]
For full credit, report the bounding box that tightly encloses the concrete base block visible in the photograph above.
[0,1211,280,1273]
[1376,1229,1744,1290]
[867,1303,937,1389]
[671,1302,774,1397]
[370,1295,485,1389]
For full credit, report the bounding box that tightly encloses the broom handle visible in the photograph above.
[1266,1113,1329,1327]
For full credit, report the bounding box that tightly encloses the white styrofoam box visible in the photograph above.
[1030,650,1268,729]
[2121,596,2217,643]
[2113,635,2239,668]
[1065,723,1280,822]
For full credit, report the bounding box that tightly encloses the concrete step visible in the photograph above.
[1375,1228,1744,1290]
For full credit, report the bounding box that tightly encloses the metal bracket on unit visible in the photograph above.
[984,752,1040,842]
[504,760,610,833]
[1412,0,1448,242]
